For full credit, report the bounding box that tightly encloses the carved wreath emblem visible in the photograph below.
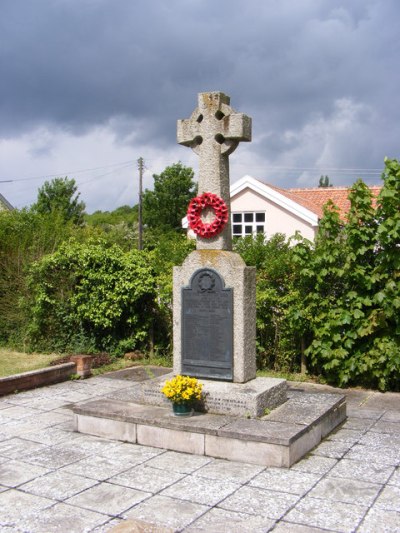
[187,192,228,238]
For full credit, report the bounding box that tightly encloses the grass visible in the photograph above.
[91,356,172,376]
[0,349,62,378]
[0,346,320,385]
[256,368,323,383]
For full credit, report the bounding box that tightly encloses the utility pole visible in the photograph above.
[137,157,144,250]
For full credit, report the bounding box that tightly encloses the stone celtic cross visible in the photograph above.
[177,92,252,250]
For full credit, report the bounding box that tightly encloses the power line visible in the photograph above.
[0,159,137,183]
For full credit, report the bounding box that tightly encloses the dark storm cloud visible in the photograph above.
[1,0,399,191]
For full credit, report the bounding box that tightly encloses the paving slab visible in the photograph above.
[249,467,321,495]
[61,455,137,481]
[327,458,395,484]
[344,443,400,466]
[0,489,55,525]
[145,450,212,474]
[193,458,263,484]
[272,523,329,533]
[109,463,186,493]
[16,502,110,533]
[0,460,51,488]
[284,496,368,532]
[218,485,299,519]
[388,467,400,487]
[65,482,151,517]
[308,476,382,507]
[373,484,400,512]
[186,507,276,532]
[357,507,400,533]
[0,437,48,459]
[160,475,240,506]
[125,494,210,531]
[290,454,338,475]
[20,470,99,500]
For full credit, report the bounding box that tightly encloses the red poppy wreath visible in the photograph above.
[187,192,228,238]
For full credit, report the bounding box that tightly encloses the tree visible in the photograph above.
[294,162,400,390]
[319,175,333,188]
[142,163,197,232]
[32,177,86,225]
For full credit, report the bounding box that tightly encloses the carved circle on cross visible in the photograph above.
[187,192,228,239]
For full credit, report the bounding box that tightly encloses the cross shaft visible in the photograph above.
[177,92,251,250]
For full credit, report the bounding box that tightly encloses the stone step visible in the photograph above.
[73,391,346,468]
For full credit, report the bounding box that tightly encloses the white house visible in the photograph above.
[0,193,13,211]
[183,175,382,241]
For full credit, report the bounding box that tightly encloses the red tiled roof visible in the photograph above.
[269,185,382,221]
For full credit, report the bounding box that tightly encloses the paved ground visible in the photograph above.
[0,373,399,533]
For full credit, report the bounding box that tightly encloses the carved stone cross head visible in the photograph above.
[177,92,252,250]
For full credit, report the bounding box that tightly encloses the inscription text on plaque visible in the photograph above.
[182,268,233,381]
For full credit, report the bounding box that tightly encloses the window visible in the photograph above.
[231,212,265,237]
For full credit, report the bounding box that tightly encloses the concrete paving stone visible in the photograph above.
[218,485,299,520]
[373,484,400,512]
[21,397,72,411]
[388,467,400,487]
[20,469,99,500]
[62,455,136,481]
[341,417,375,431]
[145,451,212,474]
[308,476,382,506]
[271,523,330,533]
[344,443,400,466]
[160,474,240,506]
[20,426,80,445]
[56,391,94,403]
[126,494,210,530]
[0,460,50,488]
[109,463,186,493]
[326,428,364,444]
[194,458,264,484]
[381,411,400,423]
[32,410,71,425]
[22,445,88,469]
[16,502,110,533]
[0,437,48,459]
[370,419,400,435]
[284,497,367,532]
[0,405,43,420]
[0,489,54,525]
[54,433,122,455]
[361,391,400,411]
[99,442,165,465]
[0,419,53,438]
[346,407,384,420]
[311,439,353,459]
[357,507,400,533]
[249,467,321,496]
[359,430,400,447]
[291,455,337,475]
[91,518,125,533]
[65,482,151,517]
[328,458,395,484]
[185,507,276,532]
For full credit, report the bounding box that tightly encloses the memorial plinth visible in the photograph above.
[173,250,256,383]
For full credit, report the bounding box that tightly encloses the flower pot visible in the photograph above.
[172,402,193,417]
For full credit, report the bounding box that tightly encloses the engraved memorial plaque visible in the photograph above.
[182,268,233,381]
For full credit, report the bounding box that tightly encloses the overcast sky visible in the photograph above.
[1,0,399,212]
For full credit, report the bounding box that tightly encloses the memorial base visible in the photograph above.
[73,370,346,468]
[108,372,287,418]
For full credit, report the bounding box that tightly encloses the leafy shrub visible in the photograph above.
[26,240,157,354]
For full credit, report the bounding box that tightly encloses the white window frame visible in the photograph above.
[231,211,266,237]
